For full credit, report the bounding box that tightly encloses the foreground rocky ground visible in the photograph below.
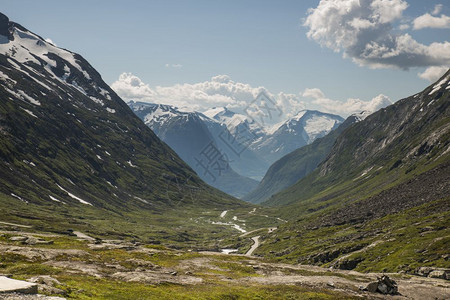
[0,224,448,299]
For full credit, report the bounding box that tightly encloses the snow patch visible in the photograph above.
[90,97,104,106]
[5,87,41,106]
[429,75,450,95]
[10,193,27,203]
[49,195,63,203]
[21,108,37,118]
[56,184,92,206]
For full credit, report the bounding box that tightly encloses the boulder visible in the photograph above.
[364,275,398,295]
[416,267,449,280]
[0,276,38,294]
[28,275,67,295]
[428,269,449,280]
[416,266,434,277]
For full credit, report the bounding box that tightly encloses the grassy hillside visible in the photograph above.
[244,116,357,204]
[253,70,450,272]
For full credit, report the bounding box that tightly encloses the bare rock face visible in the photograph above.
[364,275,398,295]
[0,12,10,38]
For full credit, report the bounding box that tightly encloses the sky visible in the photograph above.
[2,0,450,122]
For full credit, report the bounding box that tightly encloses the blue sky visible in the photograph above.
[3,0,450,119]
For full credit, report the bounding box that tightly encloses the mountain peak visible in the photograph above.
[0,12,11,38]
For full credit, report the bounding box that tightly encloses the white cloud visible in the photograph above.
[302,88,325,99]
[304,0,450,70]
[398,24,410,30]
[418,66,449,82]
[413,13,450,30]
[112,73,393,122]
[111,73,307,124]
[302,87,392,116]
[432,4,443,16]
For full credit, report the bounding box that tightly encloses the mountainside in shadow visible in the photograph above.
[244,115,358,204]
[254,70,450,273]
[0,12,249,244]
[127,102,259,198]
[250,110,343,165]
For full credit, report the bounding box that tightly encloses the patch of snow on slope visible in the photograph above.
[352,111,372,122]
[49,195,63,203]
[99,87,112,100]
[4,87,41,105]
[0,26,93,93]
[11,193,27,203]
[56,184,92,206]
[21,107,37,118]
[0,70,17,84]
[304,115,339,143]
[429,75,450,95]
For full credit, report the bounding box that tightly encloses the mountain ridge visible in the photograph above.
[0,12,250,245]
[254,69,450,273]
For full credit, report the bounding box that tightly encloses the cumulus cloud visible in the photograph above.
[418,66,449,82]
[304,0,450,70]
[111,73,308,124]
[432,4,443,16]
[112,73,394,121]
[302,88,392,116]
[413,13,450,30]
[398,24,410,30]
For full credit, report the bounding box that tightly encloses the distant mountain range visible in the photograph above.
[244,113,360,203]
[128,102,344,197]
[127,102,259,198]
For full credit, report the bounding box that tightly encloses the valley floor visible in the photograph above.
[0,222,448,300]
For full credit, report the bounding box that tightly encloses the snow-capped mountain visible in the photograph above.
[203,107,265,138]
[128,102,259,198]
[0,12,240,211]
[129,102,344,185]
[250,110,344,164]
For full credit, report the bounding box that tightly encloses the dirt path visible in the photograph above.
[245,236,260,256]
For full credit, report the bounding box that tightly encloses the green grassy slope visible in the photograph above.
[254,70,450,272]
[0,13,257,246]
[244,116,358,204]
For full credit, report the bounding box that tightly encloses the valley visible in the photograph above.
[1,214,449,300]
[0,7,449,300]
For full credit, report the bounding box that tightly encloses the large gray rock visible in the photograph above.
[0,276,38,294]
[416,267,450,280]
[428,269,449,280]
[364,275,398,295]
